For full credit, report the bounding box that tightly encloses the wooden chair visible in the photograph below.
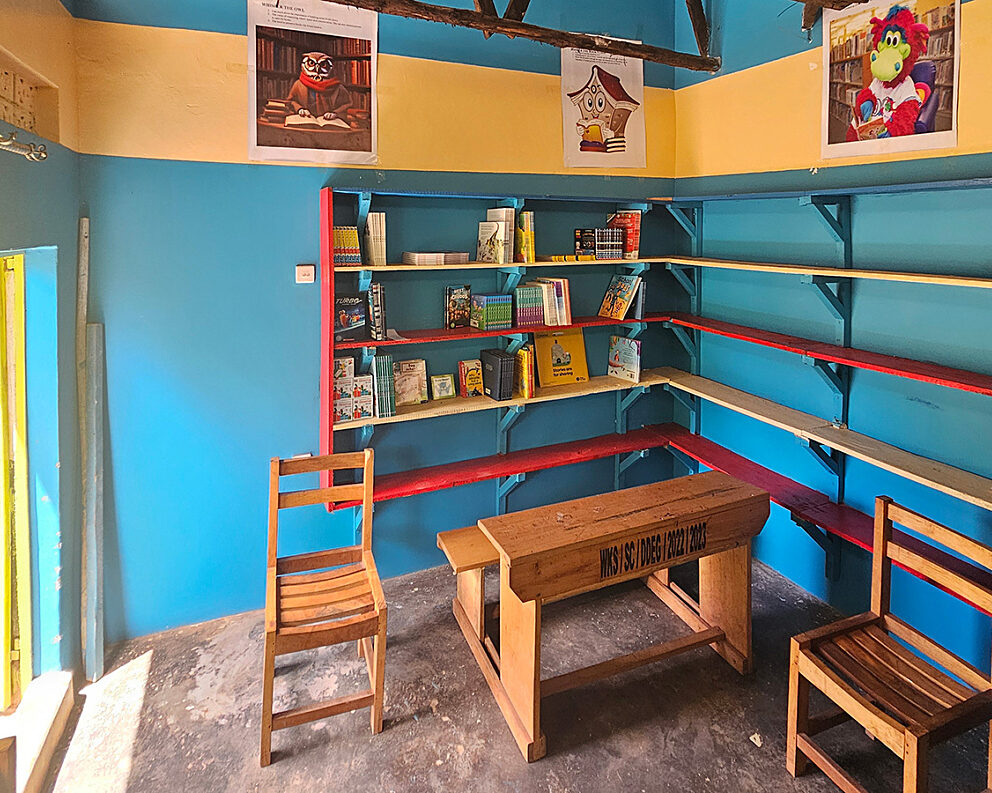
[787,496,992,793]
[260,449,386,767]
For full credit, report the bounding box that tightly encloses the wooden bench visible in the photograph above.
[438,526,499,644]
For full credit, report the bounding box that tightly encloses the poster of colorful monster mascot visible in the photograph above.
[248,0,377,164]
[561,47,646,168]
[822,2,958,158]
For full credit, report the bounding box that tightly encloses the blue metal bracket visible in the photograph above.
[356,191,372,267]
[801,275,846,324]
[792,515,842,580]
[353,503,373,544]
[798,437,841,477]
[668,446,700,476]
[498,266,526,294]
[620,262,650,275]
[498,197,525,212]
[665,322,699,371]
[618,201,652,214]
[625,322,648,339]
[501,333,528,355]
[614,385,649,489]
[497,404,525,454]
[358,346,376,374]
[802,356,843,396]
[357,423,374,449]
[619,449,649,475]
[801,195,851,252]
[666,203,702,253]
[496,472,526,514]
[664,384,699,434]
[357,269,373,293]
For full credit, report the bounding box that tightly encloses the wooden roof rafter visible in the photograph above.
[325,0,721,72]
[792,0,871,31]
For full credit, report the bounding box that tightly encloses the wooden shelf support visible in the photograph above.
[497,404,525,455]
[614,384,651,489]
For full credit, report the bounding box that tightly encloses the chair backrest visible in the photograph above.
[268,449,374,562]
[871,495,992,620]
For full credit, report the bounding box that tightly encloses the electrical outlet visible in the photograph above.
[296,263,316,284]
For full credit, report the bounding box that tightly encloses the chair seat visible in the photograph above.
[276,562,378,631]
[811,623,976,730]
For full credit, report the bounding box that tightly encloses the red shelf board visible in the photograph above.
[655,422,992,616]
[667,313,992,397]
[335,313,669,350]
[374,425,673,502]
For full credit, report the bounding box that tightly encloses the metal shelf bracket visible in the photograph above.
[667,446,700,476]
[798,437,841,477]
[498,404,525,454]
[792,515,843,580]
[358,346,376,374]
[498,266,526,294]
[358,423,375,449]
[626,322,648,339]
[357,270,373,293]
[619,449,650,475]
[501,333,528,355]
[665,322,699,371]
[497,472,526,514]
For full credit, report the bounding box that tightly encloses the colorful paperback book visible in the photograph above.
[598,275,642,320]
[444,285,472,329]
[486,208,515,264]
[352,374,373,399]
[393,359,428,406]
[514,284,544,327]
[372,352,396,418]
[534,328,589,387]
[333,357,355,380]
[575,228,597,256]
[513,344,536,399]
[334,294,368,342]
[352,395,374,420]
[477,221,507,263]
[514,211,536,264]
[333,398,353,424]
[607,335,641,383]
[607,210,642,260]
[458,359,484,398]
[470,293,512,331]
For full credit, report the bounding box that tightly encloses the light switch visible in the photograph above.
[296,263,316,284]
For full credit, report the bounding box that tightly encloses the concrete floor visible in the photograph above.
[49,561,988,792]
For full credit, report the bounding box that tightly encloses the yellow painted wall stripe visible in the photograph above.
[0,256,12,709]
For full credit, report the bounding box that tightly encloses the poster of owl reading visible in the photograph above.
[248,0,377,164]
[561,46,646,169]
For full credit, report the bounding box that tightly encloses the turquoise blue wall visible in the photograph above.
[0,121,81,673]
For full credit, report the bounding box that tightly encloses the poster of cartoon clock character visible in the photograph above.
[248,0,377,164]
[822,1,959,158]
[561,47,646,168]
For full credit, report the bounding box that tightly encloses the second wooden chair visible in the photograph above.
[260,448,386,767]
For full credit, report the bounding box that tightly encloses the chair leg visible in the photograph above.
[786,640,810,777]
[987,721,992,793]
[260,631,276,767]
[904,733,929,793]
[370,610,387,735]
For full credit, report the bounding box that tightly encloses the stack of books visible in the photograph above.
[480,349,517,401]
[260,99,291,124]
[364,212,386,267]
[332,358,375,423]
[513,285,545,327]
[367,283,386,341]
[534,277,572,325]
[470,293,513,331]
[594,228,624,260]
[514,211,536,263]
[333,227,362,264]
[607,210,642,260]
[401,251,470,266]
[372,353,396,418]
[513,344,536,399]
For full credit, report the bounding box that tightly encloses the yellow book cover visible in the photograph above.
[534,329,589,387]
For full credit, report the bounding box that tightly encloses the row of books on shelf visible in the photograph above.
[921,4,954,30]
[339,206,640,268]
[331,328,642,421]
[255,36,370,73]
[929,29,955,57]
[829,59,862,85]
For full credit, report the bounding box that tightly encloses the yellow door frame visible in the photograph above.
[1,254,31,709]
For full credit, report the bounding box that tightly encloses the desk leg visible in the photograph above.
[698,541,753,675]
[499,563,546,762]
[455,568,485,641]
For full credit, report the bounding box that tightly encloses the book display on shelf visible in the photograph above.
[368,283,386,341]
[480,349,517,401]
[486,208,516,264]
[513,344,536,399]
[470,293,512,331]
[444,285,472,329]
[394,359,428,406]
[535,277,572,325]
[334,294,367,341]
[598,274,642,320]
[607,210,642,260]
[515,211,536,263]
[365,212,386,267]
[333,227,362,264]
[458,359,484,398]
[431,374,457,400]
[372,353,396,418]
[607,335,641,383]
[477,221,508,263]
[513,285,545,327]
[534,328,589,387]
[402,251,470,266]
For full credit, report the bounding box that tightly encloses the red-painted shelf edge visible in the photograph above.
[335,313,670,350]
[667,313,992,397]
[658,422,992,616]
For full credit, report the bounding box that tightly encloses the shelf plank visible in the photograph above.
[667,313,992,397]
[375,425,674,502]
[335,258,655,272]
[661,369,992,512]
[336,313,668,350]
[666,256,992,290]
[657,423,992,615]
[333,368,673,431]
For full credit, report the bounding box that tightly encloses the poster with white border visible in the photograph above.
[248,0,377,164]
[822,1,958,159]
[561,47,646,169]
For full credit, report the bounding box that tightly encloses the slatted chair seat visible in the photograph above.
[787,497,992,793]
[260,450,387,767]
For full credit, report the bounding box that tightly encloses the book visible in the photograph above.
[607,211,642,260]
[333,357,355,380]
[513,285,545,327]
[534,328,589,387]
[333,226,362,265]
[368,283,386,341]
[333,397,353,424]
[607,335,641,383]
[594,227,624,260]
[575,228,597,256]
[598,275,642,320]
[284,114,350,129]
[364,211,386,267]
[401,251,470,266]
[352,395,374,420]
[470,293,513,331]
[444,285,472,329]
[480,348,517,401]
[540,255,596,262]
[535,277,571,325]
[393,359,428,406]
[372,353,396,418]
[334,294,368,341]
[352,374,373,399]
[477,221,507,263]
[632,279,647,320]
[514,211,536,264]
[526,280,559,325]
[430,373,456,400]
[486,208,516,264]
[458,359,484,398]
[513,344,536,399]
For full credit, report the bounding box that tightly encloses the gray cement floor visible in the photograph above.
[49,562,988,792]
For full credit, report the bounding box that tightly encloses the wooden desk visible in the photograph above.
[452,471,770,761]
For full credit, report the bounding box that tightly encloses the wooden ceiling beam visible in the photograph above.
[326,0,721,71]
[685,0,710,56]
[793,0,871,31]
[473,0,497,38]
[503,0,531,23]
